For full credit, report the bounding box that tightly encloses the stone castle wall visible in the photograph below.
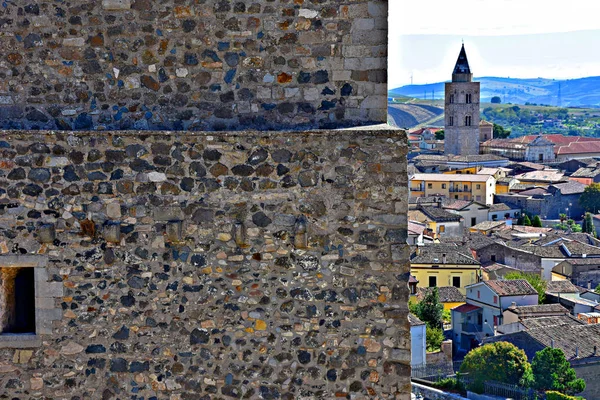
[0,129,410,399]
[0,0,388,131]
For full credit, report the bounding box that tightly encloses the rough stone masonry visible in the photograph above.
[0,0,388,131]
[0,0,411,398]
[0,130,409,399]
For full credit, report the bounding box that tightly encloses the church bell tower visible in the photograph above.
[444,44,480,156]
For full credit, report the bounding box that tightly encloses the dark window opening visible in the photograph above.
[538,154,544,162]
[450,94,455,103]
[465,116,472,126]
[452,276,460,288]
[465,94,472,104]
[449,116,454,126]
[1,267,35,334]
[491,255,496,262]
[429,276,437,287]
[471,217,477,226]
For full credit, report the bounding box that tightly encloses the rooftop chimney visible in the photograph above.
[442,253,447,264]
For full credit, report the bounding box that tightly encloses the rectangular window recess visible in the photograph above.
[0,255,49,348]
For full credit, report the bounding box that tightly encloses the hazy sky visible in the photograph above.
[389,0,600,89]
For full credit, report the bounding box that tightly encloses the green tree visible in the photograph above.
[580,183,600,213]
[532,215,542,227]
[583,212,597,237]
[414,287,443,329]
[426,326,444,352]
[595,284,600,294]
[460,342,532,393]
[522,214,532,226]
[491,96,502,104]
[493,123,511,139]
[435,130,445,140]
[531,347,586,395]
[505,271,546,304]
[559,213,567,223]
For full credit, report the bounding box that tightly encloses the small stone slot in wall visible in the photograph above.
[0,129,410,398]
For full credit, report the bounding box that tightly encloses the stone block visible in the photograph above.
[36,282,63,298]
[35,297,56,310]
[34,268,48,283]
[353,18,375,31]
[153,206,183,221]
[35,308,62,322]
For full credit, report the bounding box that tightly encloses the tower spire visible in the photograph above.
[453,44,471,75]
[452,43,473,83]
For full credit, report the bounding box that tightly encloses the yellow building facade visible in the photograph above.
[410,245,482,295]
[410,173,496,205]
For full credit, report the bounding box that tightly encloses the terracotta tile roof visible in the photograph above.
[452,303,481,313]
[549,180,586,195]
[515,170,565,183]
[409,313,426,326]
[546,280,580,294]
[410,244,480,265]
[417,286,466,304]
[478,167,501,175]
[481,262,518,273]
[557,141,600,155]
[560,240,600,256]
[413,154,507,163]
[526,324,600,359]
[570,167,600,178]
[419,206,463,222]
[510,226,552,234]
[484,279,538,296]
[440,233,499,251]
[516,187,549,196]
[411,173,493,182]
[505,303,569,317]
[511,161,546,170]
[520,315,584,330]
[485,318,598,360]
[489,203,517,212]
[408,221,426,235]
[470,220,506,232]
[442,199,474,210]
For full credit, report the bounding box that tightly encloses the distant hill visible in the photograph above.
[389,76,600,107]
[387,103,443,129]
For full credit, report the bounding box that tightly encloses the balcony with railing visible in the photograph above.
[461,322,483,333]
[449,186,471,193]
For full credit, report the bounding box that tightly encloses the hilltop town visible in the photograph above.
[408,45,600,400]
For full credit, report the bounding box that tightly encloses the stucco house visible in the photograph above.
[410,314,427,367]
[451,279,538,354]
[410,244,481,295]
